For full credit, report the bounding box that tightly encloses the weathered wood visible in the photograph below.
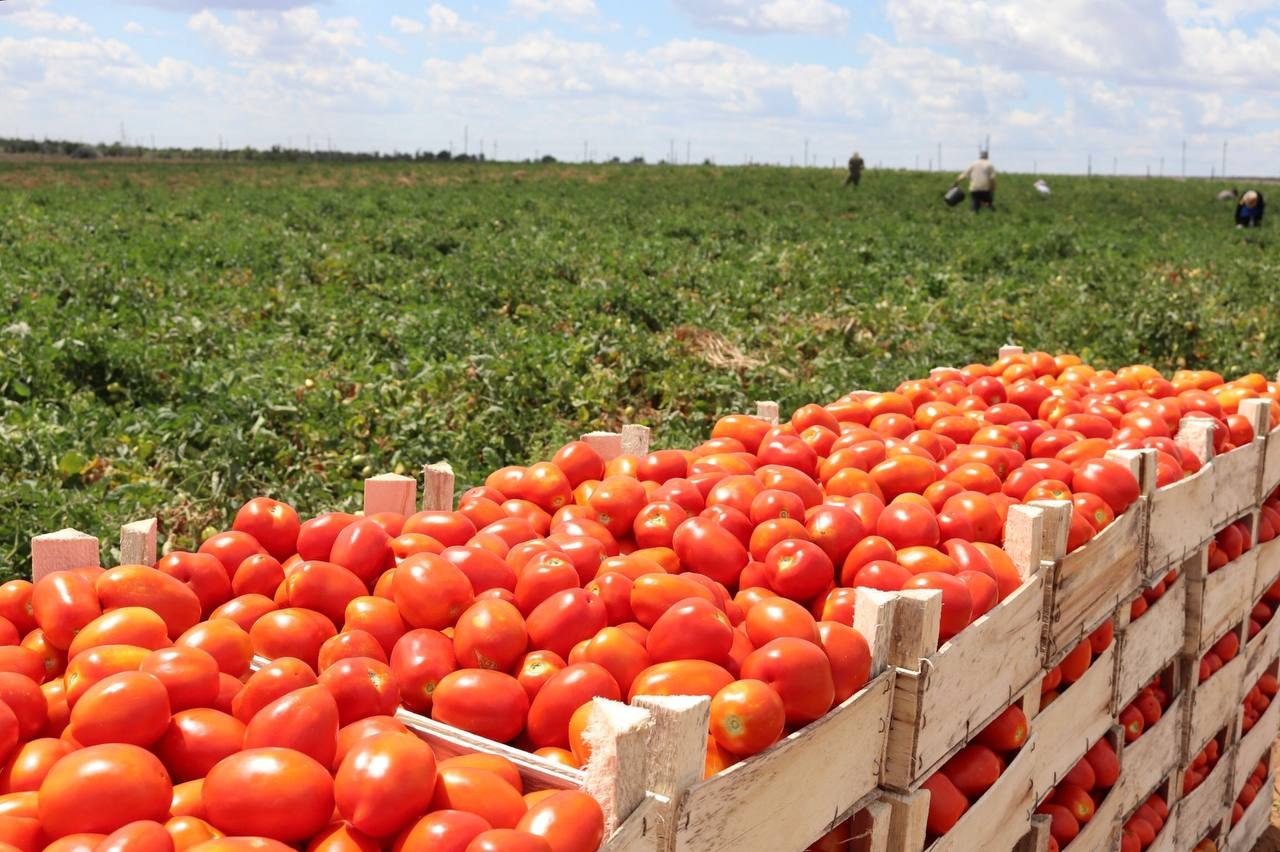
[1068,777,1121,851]
[1173,747,1233,850]
[1120,775,1180,852]
[119,518,158,567]
[998,345,1025,358]
[1113,691,1187,818]
[1234,685,1280,798]
[883,789,928,852]
[850,798,892,852]
[1013,815,1051,852]
[1148,420,1219,573]
[1244,604,1280,689]
[1253,536,1280,603]
[1027,640,1118,798]
[601,792,667,852]
[582,431,623,462]
[1265,419,1280,503]
[363,473,417,516]
[926,735,1038,852]
[421,461,455,511]
[581,699,653,835]
[1115,574,1187,710]
[754,401,780,426]
[1186,649,1247,765]
[1209,421,1266,530]
[1187,546,1258,656]
[31,528,100,582]
[1224,770,1274,852]
[620,424,651,458]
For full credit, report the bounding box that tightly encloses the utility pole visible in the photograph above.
[1181,140,1186,177]
[1087,154,1092,177]
[804,138,808,169]
[583,140,588,163]
[686,139,691,165]
[1222,140,1228,178]
[937,142,941,171]
[1113,156,1117,176]
[1159,156,1164,176]
[464,126,468,155]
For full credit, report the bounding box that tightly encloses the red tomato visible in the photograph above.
[632,502,689,550]
[394,809,491,852]
[243,685,339,768]
[514,790,605,852]
[709,678,785,757]
[208,595,277,633]
[432,767,527,830]
[527,664,620,749]
[745,597,818,646]
[248,609,335,669]
[393,554,475,630]
[739,638,835,725]
[140,646,220,712]
[202,748,334,842]
[320,657,400,726]
[956,571,998,618]
[156,708,246,782]
[671,518,749,587]
[876,503,940,549]
[336,732,437,838]
[390,629,457,713]
[155,553,232,618]
[453,600,528,673]
[817,621,872,702]
[32,572,100,652]
[0,582,35,638]
[38,744,172,838]
[763,540,834,601]
[566,629,648,698]
[903,573,973,642]
[431,670,529,743]
[233,498,301,561]
[297,513,359,562]
[937,492,1001,544]
[97,567,203,640]
[0,737,75,793]
[1073,459,1140,514]
[344,596,407,658]
[68,671,169,747]
[0,676,44,742]
[526,591,608,660]
[645,598,732,665]
[199,532,266,578]
[318,630,387,670]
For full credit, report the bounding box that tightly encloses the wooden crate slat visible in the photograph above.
[1224,771,1274,851]
[1188,547,1258,657]
[1243,605,1280,690]
[1148,419,1218,573]
[924,734,1038,852]
[1253,536,1280,604]
[1114,575,1187,710]
[119,518,158,566]
[1112,692,1187,818]
[1187,651,1247,766]
[1173,744,1235,850]
[1027,640,1118,798]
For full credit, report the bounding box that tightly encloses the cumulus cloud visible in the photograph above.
[188,7,363,60]
[0,0,92,35]
[510,0,599,20]
[674,0,850,35]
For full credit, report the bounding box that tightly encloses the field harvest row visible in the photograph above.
[0,160,1276,574]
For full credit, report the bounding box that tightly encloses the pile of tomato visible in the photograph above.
[1183,736,1226,797]
[0,352,1278,850]
[1231,759,1270,828]
[1241,670,1278,735]
[1197,627,1243,685]
[1118,786,1171,851]
[1036,737,1120,850]
[1039,622,1113,708]
[1117,668,1176,746]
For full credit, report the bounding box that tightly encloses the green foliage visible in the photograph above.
[0,161,1276,577]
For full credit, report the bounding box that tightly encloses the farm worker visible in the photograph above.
[845,152,865,187]
[1236,190,1264,228]
[954,151,996,213]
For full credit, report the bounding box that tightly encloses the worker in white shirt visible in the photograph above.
[955,151,997,213]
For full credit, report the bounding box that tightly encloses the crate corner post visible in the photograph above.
[119,518,158,566]
[31,528,100,582]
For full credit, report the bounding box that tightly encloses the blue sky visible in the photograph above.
[2,0,1279,175]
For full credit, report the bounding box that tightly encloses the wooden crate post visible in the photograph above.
[883,789,929,852]
[422,462,455,511]
[31,529,100,582]
[630,694,708,847]
[755,401,780,425]
[363,473,417,516]
[998,344,1024,358]
[581,698,654,836]
[119,518,158,566]
[620,424,651,458]
[1177,417,1217,466]
[582,431,623,462]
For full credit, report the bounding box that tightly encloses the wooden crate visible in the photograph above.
[1114,571,1188,710]
[1187,531,1259,657]
[1265,417,1280,503]
[642,588,898,852]
[1225,769,1275,851]
[1040,727,1125,852]
[847,798,893,852]
[399,699,662,851]
[1244,603,1280,692]
[1014,814,1051,852]
[1032,451,1149,667]
[1116,773,1181,852]
[1234,667,1280,799]
[1186,625,1249,762]
[884,734,1039,852]
[1148,420,1219,574]
[1254,535,1280,604]
[1113,684,1188,820]
[1173,739,1235,850]
[1211,398,1271,526]
[883,505,1049,789]
[1027,636,1119,799]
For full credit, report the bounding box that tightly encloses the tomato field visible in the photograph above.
[1,159,1276,575]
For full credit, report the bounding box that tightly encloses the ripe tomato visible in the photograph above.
[0,582,35,638]
[96,567,202,640]
[343,596,407,658]
[514,790,605,852]
[976,704,1028,751]
[208,595,277,633]
[243,685,338,767]
[199,532,266,578]
[1072,459,1140,514]
[297,513,359,562]
[671,517,749,587]
[32,572,100,651]
[65,607,169,660]
[320,657,400,725]
[176,620,253,679]
[280,562,367,627]
[394,809,491,852]
[566,629,648,697]
[940,744,1002,799]
[453,600,528,673]
[876,503,940,549]
[632,502,689,550]
[155,553,232,618]
[306,821,381,852]
[0,737,75,793]
[708,679,785,757]
[526,591,608,660]
[922,772,968,835]
[391,629,457,713]
[38,744,172,838]
[68,671,169,747]
[203,748,334,842]
[318,631,387,670]
[442,547,518,594]
[739,638,834,725]
[937,492,1001,544]
[432,767,527,829]
[232,498,301,562]
[902,573,973,642]
[763,540,834,601]
[336,732,437,838]
[804,505,863,566]
[646,598,732,665]
[527,664,620,749]
[156,708,246,782]
[164,815,222,850]
[248,608,336,669]
[431,670,529,743]
[628,660,734,701]
[140,646,220,711]
[817,622,871,703]
[745,596,818,646]
[0,675,44,741]
[393,554,475,630]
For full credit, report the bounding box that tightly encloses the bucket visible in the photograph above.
[944,186,965,207]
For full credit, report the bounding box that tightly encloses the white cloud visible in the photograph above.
[428,4,484,38]
[509,0,598,19]
[391,16,425,36]
[123,21,146,34]
[0,0,93,35]
[674,0,850,35]
[189,7,363,60]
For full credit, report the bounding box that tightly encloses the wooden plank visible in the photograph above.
[1027,641,1118,798]
[422,461,455,511]
[1144,801,1181,852]
[1013,815,1050,852]
[1068,779,1122,852]
[582,431,623,462]
[1224,770,1274,852]
[1113,692,1187,818]
[883,789,928,852]
[755,401,780,426]
[119,518,158,566]
[1265,422,1280,502]
[30,528,100,582]
[1253,536,1280,603]
[363,473,417,516]
[883,506,1047,789]
[1187,651,1247,765]
[668,669,895,852]
[1210,441,1265,531]
[1188,548,1259,656]
[850,798,892,852]
[1173,746,1234,850]
[1148,419,1218,573]
[1115,574,1187,709]
[601,793,665,852]
[1233,685,1280,796]
[1037,490,1146,665]
[580,699,655,835]
[620,424,651,458]
[1244,599,1280,689]
[926,735,1038,852]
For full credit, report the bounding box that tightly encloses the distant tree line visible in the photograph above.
[0,137,651,166]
